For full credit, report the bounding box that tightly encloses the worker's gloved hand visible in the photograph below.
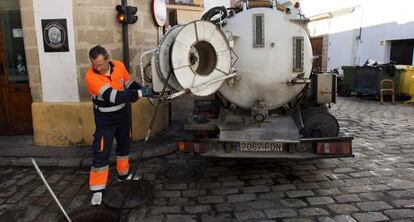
[139,85,155,97]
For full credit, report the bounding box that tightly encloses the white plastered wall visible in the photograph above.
[302,0,414,70]
[33,0,79,102]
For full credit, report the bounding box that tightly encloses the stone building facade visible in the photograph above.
[16,0,169,146]
[0,0,209,146]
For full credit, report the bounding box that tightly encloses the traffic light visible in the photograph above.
[116,5,127,24]
[126,6,138,24]
[116,5,138,24]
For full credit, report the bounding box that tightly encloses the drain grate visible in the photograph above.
[103,179,154,209]
[162,165,203,183]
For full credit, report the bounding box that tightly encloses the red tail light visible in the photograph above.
[317,142,351,155]
[177,142,208,153]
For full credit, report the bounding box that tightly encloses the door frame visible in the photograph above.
[310,35,329,72]
[0,9,33,135]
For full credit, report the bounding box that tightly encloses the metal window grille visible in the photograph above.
[293,36,304,72]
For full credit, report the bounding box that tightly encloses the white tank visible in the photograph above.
[153,6,313,111]
[219,7,313,110]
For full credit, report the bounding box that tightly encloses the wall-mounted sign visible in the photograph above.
[41,19,69,52]
[152,0,167,27]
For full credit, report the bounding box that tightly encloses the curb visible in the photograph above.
[0,141,178,168]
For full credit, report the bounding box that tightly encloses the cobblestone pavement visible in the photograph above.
[1,97,414,222]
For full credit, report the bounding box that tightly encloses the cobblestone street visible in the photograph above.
[1,97,414,222]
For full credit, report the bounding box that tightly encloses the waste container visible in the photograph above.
[354,64,400,96]
[397,65,414,97]
[340,66,356,96]
[398,65,414,103]
[354,66,380,96]
[408,77,414,103]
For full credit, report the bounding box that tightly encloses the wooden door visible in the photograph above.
[310,37,323,72]
[0,6,33,135]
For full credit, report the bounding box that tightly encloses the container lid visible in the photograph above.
[171,20,231,96]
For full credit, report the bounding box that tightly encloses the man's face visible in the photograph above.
[90,55,110,74]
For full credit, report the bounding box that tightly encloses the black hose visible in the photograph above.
[118,64,174,212]
[201,6,228,26]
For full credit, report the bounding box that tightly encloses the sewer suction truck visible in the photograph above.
[141,0,353,159]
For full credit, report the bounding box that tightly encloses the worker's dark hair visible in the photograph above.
[89,45,110,60]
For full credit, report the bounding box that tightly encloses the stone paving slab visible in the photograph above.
[0,97,414,221]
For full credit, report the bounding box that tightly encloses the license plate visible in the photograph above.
[239,142,284,152]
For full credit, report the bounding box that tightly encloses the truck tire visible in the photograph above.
[301,107,339,138]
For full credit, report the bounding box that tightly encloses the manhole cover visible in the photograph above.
[163,165,203,183]
[59,207,119,222]
[103,179,154,209]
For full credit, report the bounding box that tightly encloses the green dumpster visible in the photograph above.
[352,64,400,97]
[340,66,356,96]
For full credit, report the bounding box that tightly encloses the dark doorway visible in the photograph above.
[390,39,414,65]
[0,0,33,135]
[310,36,323,71]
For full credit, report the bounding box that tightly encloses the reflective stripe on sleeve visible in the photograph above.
[125,79,133,88]
[93,96,105,101]
[109,89,117,103]
[97,103,125,112]
[138,90,143,97]
[98,83,111,97]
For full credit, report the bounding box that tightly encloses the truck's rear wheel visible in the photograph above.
[302,108,339,138]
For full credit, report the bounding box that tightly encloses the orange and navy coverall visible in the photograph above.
[85,60,141,192]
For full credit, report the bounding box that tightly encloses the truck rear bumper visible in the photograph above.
[177,136,354,159]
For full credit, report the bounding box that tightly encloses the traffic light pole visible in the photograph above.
[121,0,130,72]
[120,0,132,153]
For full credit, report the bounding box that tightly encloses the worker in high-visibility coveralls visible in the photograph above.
[85,45,154,205]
